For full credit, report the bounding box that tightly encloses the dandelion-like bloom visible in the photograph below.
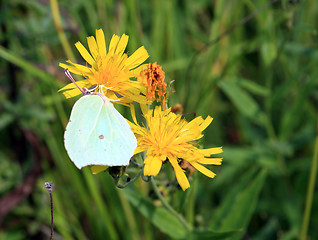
[138,62,166,109]
[59,29,149,105]
[128,105,223,190]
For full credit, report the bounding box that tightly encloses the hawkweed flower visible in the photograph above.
[128,105,223,190]
[138,62,166,109]
[59,29,149,105]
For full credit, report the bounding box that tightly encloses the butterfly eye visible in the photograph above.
[88,85,98,91]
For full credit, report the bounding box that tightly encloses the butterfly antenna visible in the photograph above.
[64,69,86,95]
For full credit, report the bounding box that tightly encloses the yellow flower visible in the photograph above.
[128,105,223,190]
[59,29,149,105]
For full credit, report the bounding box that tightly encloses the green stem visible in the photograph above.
[185,175,197,226]
[299,122,318,240]
[49,191,54,240]
[150,177,193,232]
[118,191,140,240]
[116,171,142,188]
[50,0,76,62]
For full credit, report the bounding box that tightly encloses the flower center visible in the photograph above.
[87,55,123,88]
[94,69,114,86]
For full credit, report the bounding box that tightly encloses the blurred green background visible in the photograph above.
[0,0,317,239]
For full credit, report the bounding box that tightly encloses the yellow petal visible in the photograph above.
[134,145,146,155]
[144,156,162,176]
[200,116,213,131]
[108,34,120,55]
[91,165,108,174]
[58,80,90,98]
[129,104,138,124]
[199,147,223,156]
[58,82,75,92]
[67,60,93,74]
[131,124,147,137]
[140,104,149,117]
[75,41,95,66]
[196,158,223,165]
[132,64,148,76]
[115,34,129,56]
[186,116,204,129]
[193,133,204,141]
[126,46,149,70]
[58,80,90,92]
[96,29,107,56]
[169,156,190,191]
[59,62,91,76]
[61,88,82,98]
[128,94,149,105]
[191,162,216,178]
[87,36,98,60]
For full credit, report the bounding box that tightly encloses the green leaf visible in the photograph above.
[261,42,277,66]
[219,80,266,125]
[0,46,57,87]
[209,169,267,240]
[187,229,241,240]
[210,169,258,228]
[238,79,269,97]
[284,42,318,59]
[0,112,14,130]
[279,76,317,140]
[122,187,188,239]
[0,153,22,193]
[0,231,25,240]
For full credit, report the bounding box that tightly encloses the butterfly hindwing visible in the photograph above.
[64,95,137,169]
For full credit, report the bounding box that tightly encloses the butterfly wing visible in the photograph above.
[64,95,98,168]
[85,96,137,166]
[64,95,137,169]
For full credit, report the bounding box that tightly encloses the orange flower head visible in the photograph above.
[138,63,167,108]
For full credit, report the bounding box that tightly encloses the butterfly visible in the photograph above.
[63,69,137,169]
